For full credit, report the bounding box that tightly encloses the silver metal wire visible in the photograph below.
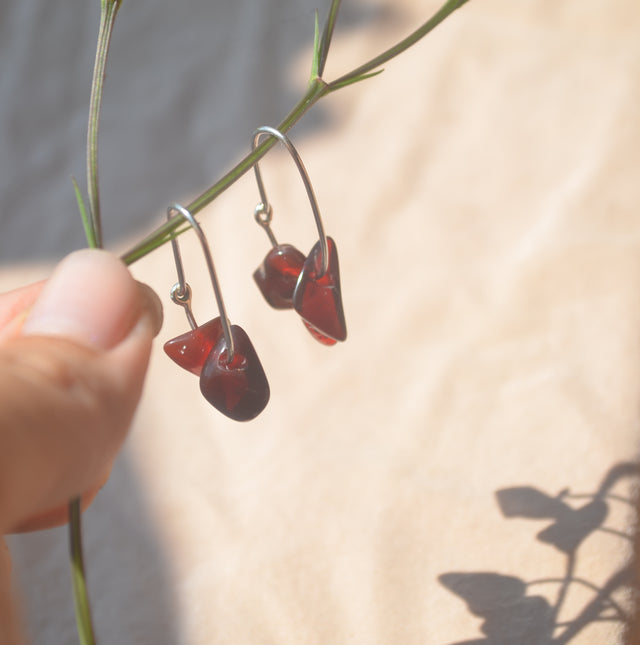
[253,201,278,247]
[252,126,329,276]
[167,203,235,362]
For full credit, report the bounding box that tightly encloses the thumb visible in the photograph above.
[0,249,162,533]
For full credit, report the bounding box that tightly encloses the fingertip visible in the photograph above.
[21,249,151,350]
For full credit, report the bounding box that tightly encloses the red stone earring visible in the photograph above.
[163,203,270,421]
[251,126,347,345]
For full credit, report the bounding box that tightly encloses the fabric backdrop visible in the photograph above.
[2,0,640,643]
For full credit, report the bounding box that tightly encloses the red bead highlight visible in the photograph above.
[163,317,223,376]
[302,320,338,346]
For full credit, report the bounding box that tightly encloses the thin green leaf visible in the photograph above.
[310,11,321,80]
[318,0,342,77]
[121,223,191,266]
[329,68,384,91]
[72,177,98,249]
[87,0,122,249]
[330,0,470,89]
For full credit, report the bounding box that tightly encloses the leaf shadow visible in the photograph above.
[439,572,555,645]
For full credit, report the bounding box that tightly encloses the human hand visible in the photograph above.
[0,249,162,643]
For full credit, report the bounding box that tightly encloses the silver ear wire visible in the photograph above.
[252,126,329,277]
[167,203,235,362]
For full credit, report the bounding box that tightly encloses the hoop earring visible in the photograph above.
[251,126,347,345]
[163,203,270,421]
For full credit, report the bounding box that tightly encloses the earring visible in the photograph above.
[163,203,270,422]
[251,126,347,345]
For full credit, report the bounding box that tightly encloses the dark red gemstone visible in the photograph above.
[302,320,338,346]
[199,325,270,421]
[293,237,346,342]
[163,317,224,376]
[253,244,306,309]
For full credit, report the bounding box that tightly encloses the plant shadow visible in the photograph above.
[439,462,639,644]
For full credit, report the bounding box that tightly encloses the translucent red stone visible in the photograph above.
[199,325,270,421]
[163,317,223,376]
[253,244,306,309]
[293,237,347,342]
[302,320,338,346]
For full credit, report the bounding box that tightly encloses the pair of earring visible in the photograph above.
[163,127,346,421]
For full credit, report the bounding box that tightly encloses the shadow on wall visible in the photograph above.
[439,462,639,645]
[0,0,401,264]
[8,453,181,644]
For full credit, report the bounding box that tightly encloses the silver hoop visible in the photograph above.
[252,126,329,276]
[167,203,235,362]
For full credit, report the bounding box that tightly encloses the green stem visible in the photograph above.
[318,0,342,77]
[87,0,121,249]
[68,7,123,639]
[69,499,97,645]
[120,0,471,266]
[329,0,470,89]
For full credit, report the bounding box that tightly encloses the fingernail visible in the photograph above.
[135,281,164,338]
[22,249,144,350]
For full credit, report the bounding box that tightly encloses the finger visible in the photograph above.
[9,486,102,533]
[0,250,162,534]
[4,279,160,532]
[9,463,112,533]
[0,281,45,344]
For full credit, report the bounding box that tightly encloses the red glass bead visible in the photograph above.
[199,325,270,421]
[302,320,338,346]
[253,244,306,309]
[163,317,223,376]
[293,237,347,342]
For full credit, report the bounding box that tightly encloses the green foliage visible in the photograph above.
[72,178,97,249]
[69,499,97,645]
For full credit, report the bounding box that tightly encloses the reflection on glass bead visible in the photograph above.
[163,317,223,376]
[302,320,338,346]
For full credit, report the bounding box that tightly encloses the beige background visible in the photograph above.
[2,0,640,643]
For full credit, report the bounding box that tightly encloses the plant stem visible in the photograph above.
[329,0,470,89]
[69,499,97,645]
[87,0,121,249]
[318,0,342,77]
[69,4,123,633]
[120,0,471,266]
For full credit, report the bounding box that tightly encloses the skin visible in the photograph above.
[0,249,163,644]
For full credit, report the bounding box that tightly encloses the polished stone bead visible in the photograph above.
[253,244,306,309]
[302,320,337,346]
[163,317,223,376]
[199,325,270,421]
[293,237,347,342]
